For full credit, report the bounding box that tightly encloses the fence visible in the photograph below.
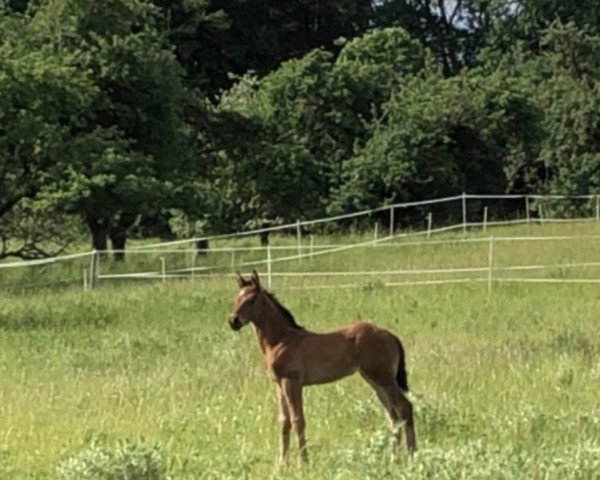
[99,232,600,289]
[1,193,600,293]
[128,192,600,250]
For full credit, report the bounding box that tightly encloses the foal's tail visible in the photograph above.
[394,336,409,392]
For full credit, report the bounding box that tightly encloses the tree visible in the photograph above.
[214,28,432,230]
[0,202,83,260]
[373,1,512,75]
[533,24,600,201]
[19,0,194,258]
[486,0,600,55]
[330,68,542,215]
[153,0,376,94]
[481,21,600,200]
[0,8,97,252]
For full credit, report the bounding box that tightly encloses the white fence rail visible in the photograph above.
[1,192,600,292]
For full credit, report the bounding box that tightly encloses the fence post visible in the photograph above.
[160,257,166,282]
[83,269,88,291]
[267,243,272,288]
[310,235,315,259]
[427,212,433,239]
[596,195,599,221]
[373,222,378,245]
[190,241,196,281]
[88,250,96,289]
[539,203,545,224]
[487,235,494,294]
[462,192,467,234]
[89,250,100,288]
[95,251,100,287]
[389,206,395,237]
[296,219,302,261]
[483,206,488,233]
[525,195,530,224]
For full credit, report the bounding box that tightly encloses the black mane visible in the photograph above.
[264,290,304,330]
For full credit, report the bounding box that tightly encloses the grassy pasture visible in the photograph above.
[1,222,599,479]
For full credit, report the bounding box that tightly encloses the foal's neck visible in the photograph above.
[252,295,298,352]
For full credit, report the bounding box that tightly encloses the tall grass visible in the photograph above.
[1,223,599,479]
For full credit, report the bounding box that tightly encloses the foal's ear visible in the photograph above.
[236,271,250,288]
[251,269,261,290]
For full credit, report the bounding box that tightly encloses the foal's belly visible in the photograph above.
[303,364,357,385]
[300,334,358,385]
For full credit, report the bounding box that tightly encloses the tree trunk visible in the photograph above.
[110,231,127,262]
[108,214,135,262]
[87,216,108,253]
[259,229,270,247]
[196,238,209,256]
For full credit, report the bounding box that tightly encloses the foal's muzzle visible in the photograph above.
[229,315,242,331]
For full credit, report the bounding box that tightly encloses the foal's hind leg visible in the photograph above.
[360,370,417,455]
[360,371,402,451]
[360,371,399,425]
[383,382,416,454]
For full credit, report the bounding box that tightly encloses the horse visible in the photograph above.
[227,270,417,463]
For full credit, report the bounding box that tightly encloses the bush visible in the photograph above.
[58,439,169,480]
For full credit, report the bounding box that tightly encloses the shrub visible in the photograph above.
[58,439,169,480]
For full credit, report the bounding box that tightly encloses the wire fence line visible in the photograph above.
[92,227,600,291]
[0,219,597,271]
[1,192,600,292]
[128,194,467,250]
[4,228,600,292]
[0,250,93,269]
[129,192,600,250]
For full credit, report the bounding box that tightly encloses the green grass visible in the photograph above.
[1,223,599,479]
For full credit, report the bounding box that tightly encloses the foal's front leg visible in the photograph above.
[280,378,308,463]
[275,384,291,461]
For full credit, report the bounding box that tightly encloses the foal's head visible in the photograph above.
[228,270,263,331]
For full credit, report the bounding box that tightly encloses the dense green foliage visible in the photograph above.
[2,0,600,258]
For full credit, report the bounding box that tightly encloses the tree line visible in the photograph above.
[1,0,600,260]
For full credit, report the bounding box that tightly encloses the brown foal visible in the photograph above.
[228,270,416,462]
